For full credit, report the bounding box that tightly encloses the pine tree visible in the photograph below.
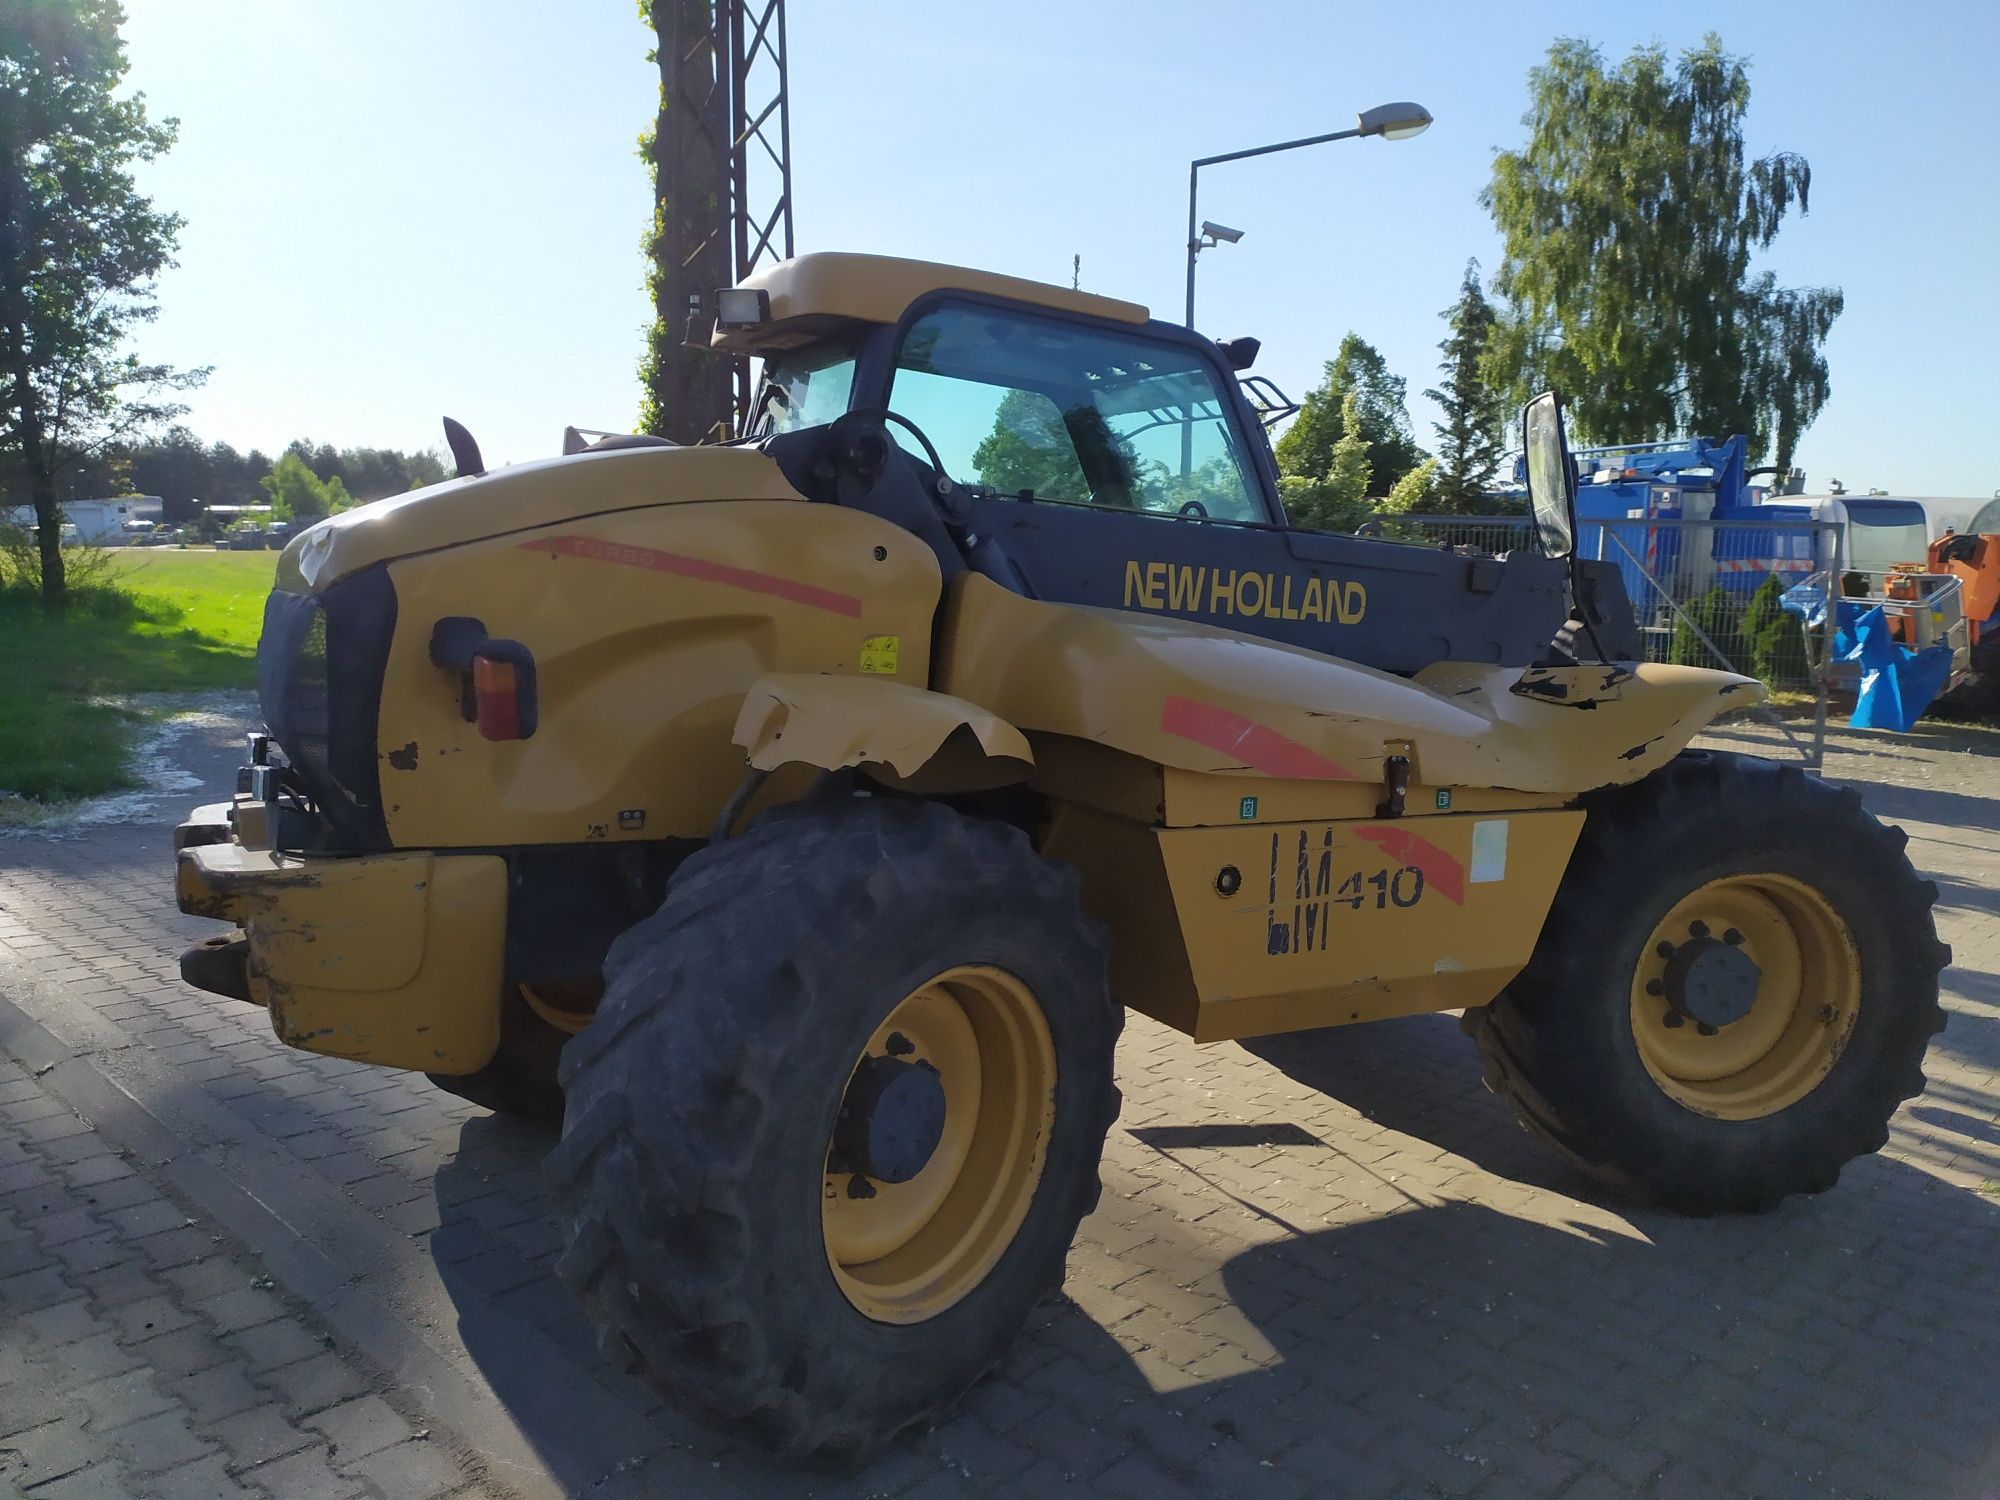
[1424,262,1505,511]
[1671,585,1740,668]
[1326,391,1373,509]
[1273,334,1424,498]
[1281,389,1374,534]
[1744,574,1810,686]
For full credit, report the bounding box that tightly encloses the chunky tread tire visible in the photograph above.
[1464,750,1947,1213]
[545,797,1121,1463]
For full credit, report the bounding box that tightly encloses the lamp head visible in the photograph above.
[1357,101,1433,141]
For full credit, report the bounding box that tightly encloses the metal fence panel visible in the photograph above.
[1404,514,1841,767]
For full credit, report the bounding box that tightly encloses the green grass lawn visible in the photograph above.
[0,549,273,803]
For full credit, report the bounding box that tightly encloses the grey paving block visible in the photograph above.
[74,1367,180,1435]
[305,1393,415,1462]
[109,1408,217,1472]
[264,1350,372,1417]
[233,1442,368,1499]
[223,1317,327,1373]
[207,1402,319,1471]
[341,1436,469,1500]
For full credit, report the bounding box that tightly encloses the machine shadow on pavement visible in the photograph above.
[428,1012,2000,1498]
[1241,1013,1582,1193]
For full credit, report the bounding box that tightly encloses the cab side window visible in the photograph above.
[887,303,1266,523]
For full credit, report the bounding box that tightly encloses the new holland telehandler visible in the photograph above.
[171,253,1946,1462]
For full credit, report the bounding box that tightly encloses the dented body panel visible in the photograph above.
[942,573,1760,797]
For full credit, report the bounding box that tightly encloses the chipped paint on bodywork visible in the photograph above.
[174,842,505,1074]
[1509,663,1637,708]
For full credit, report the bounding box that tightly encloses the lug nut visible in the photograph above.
[1695,1022,1718,1037]
[1723,928,1745,946]
[884,1032,914,1057]
[1657,941,1676,960]
[1646,978,1664,996]
[1662,1011,1685,1029]
[1689,919,1710,938]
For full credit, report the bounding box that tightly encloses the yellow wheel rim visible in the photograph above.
[1629,873,1860,1120]
[822,965,1056,1324]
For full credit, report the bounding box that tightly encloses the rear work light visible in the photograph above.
[429,617,539,741]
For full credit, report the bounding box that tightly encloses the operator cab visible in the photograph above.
[726,252,1636,676]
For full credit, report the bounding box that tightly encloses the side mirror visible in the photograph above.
[1523,391,1576,559]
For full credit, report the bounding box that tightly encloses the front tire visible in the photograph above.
[545,797,1121,1463]
[1465,750,1947,1213]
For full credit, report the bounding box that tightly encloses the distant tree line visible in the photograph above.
[13,428,448,523]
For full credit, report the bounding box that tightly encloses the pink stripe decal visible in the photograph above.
[1357,826,1466,905]
[519,534,864,618]
[1159,695,1356,780]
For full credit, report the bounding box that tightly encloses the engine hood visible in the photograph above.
[276,444,806,592]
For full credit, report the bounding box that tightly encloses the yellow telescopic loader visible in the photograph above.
[172,254,1945,1462]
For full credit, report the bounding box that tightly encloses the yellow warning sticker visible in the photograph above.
[859,635,899,675]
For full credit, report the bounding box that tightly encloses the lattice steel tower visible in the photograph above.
[639,0,794,442]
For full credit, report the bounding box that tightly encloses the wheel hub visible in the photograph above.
[1662,933,1763,1029]
[833,1054,946,1185]
[1629,873,1861,1120]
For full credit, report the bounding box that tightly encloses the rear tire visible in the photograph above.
[545,797,1120,1463]
[1465,750,1947,1213]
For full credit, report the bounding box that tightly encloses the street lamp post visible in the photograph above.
[1183,100,1434,331]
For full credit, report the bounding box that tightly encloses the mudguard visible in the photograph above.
[732,672,1032,782]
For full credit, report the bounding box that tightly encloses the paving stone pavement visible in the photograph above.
[0,710,1995,1499]
[0,1046,498,1499]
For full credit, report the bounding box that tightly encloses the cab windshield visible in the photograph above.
[884,302,1267,523]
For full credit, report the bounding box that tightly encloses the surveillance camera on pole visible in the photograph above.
[1200,221,1244,246]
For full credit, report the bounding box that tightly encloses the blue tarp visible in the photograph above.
[1843,605,1956,732]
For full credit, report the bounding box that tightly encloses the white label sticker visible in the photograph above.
[1469,819,1509,884]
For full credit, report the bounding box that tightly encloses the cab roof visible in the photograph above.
[712,251,1150,353]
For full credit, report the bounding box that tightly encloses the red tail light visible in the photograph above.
[428,618,538,741]
[472,655,524,741]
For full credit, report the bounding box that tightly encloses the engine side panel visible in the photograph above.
[376,501,942,848]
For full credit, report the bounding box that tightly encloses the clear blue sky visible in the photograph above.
[123,0,2000,495]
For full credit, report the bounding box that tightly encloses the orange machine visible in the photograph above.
[1931,532,2000,645]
